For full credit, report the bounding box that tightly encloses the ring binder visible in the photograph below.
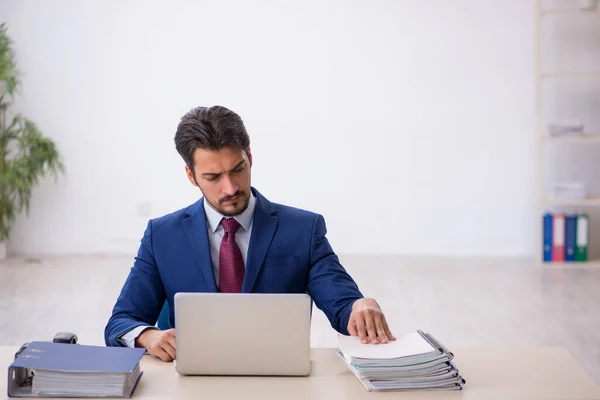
[7,342,145,398]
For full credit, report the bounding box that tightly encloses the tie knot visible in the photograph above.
[221,218,241,234]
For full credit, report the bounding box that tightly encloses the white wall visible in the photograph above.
[1,0,537,256]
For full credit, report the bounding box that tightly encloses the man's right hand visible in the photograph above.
[136,328,177,362]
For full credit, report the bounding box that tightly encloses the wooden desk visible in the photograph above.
[2,346,600,399]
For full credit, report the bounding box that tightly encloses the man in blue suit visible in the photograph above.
[105,106,395,361]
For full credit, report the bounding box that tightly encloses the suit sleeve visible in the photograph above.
[104,220,166,346]
[307,214,364,335]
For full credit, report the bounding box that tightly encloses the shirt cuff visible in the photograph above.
[118,325,156,348]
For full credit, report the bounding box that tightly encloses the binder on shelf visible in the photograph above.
[552,214,565,262]
[564,214,577,262]
[543,213,553,262]
[576,214,589,262]
[7,341,145,398]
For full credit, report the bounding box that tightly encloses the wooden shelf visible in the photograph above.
[543,197,600,206]
[541,260,600,267]
[541,9,600,15]
[542,134,600,143]
[535,1,599,264]
[541,71,600,79]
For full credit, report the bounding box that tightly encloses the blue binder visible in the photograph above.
[543,213,553,262]
[564,214,577,262]
[8,341,145,398]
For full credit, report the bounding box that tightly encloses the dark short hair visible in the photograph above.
[174,106,250,171]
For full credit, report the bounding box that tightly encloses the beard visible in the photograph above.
[206,190,250,217]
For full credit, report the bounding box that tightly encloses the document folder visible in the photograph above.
[7,341,145,398]
[543,212,553,262]
[565,214,577,262]
[337,330,465,392]
[576,213,589,262]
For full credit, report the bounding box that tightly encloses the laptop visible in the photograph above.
[174,292,311,376]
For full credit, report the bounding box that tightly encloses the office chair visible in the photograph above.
[157,301,171,330]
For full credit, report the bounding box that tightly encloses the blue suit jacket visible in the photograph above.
[104,188,363,346]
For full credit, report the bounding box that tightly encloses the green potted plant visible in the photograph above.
[0,23,64,260]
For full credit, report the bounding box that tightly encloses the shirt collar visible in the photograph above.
[204,192,256,233]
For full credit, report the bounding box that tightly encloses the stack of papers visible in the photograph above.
[31,365,142,397]
[548,121,585,137]
[8,341,145,398]
[551,182,587,200]
[337,330,465,392]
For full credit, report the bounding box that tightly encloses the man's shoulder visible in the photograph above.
[271,201,320,221]
[148,199,201,229]
[255,189,322,222]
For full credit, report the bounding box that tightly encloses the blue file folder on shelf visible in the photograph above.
[7,341,145,398]
[565,215,577,262]
[543,213,553,262]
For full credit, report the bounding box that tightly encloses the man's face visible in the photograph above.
[186,146,252,216]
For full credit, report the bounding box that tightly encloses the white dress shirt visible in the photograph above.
[119,192,257,347]
[204,192,256,287]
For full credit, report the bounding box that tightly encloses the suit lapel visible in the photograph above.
[242,189,277,293]
[182,199,218,292]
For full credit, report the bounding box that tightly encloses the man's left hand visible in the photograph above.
[348,298,396,344]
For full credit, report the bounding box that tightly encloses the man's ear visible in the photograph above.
[246,147,252,167]
[185,165,198,187]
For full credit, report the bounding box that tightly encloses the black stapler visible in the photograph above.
[52,332,78,344]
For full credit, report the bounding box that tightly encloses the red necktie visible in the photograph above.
[219,218,244,293]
